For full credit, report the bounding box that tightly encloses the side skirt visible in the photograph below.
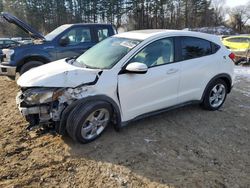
[121,100,201,127]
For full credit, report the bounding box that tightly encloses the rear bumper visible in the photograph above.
[0,64,16,77]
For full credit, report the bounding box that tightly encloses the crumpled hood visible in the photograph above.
[17,59,100,88]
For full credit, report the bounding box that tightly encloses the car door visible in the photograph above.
[177,36,219,103]
[56,26,96,59]
[118,38,180,121]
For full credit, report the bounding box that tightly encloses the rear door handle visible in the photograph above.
[166,68,178,74]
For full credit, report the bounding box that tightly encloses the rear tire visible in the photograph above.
[19,61,44,75]
[201,79,228,111]
[66,101,112,143]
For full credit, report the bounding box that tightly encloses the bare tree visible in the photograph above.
[211,0,226,25]
[229,2,250,33]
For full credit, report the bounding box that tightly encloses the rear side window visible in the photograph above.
[97,28,109,41]
[181,37,212,60]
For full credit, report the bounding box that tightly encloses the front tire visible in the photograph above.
[66,101,112,143]
[19,61,44,75]
[201,79,228,111]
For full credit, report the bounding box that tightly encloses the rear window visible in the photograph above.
[181,37,212,60]
[97,28,109,42]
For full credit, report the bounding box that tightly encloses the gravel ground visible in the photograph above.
[0,66,249,188]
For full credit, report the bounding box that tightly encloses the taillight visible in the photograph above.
[229,53,235,61]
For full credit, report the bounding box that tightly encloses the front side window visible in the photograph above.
[97,28,109,41]
[62,27,92,45]
[181,37,212,60]
[75,37,141,69]
[45,25,71,41]
[129,38,174,67]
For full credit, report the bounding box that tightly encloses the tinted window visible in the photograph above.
[4,40,15,44]
[62,27,92,45]
[97,28,109,41]
[211,43,220,53]
[129,38,174,68]
[240,38,250,43]
[227,38,242,43]
[181,37,212,60]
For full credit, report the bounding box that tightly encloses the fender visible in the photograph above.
[201,73,232,101]
[56,95,122,135]
[16,54,51,71]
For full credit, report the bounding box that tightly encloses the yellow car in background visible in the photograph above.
[222,36,250,51]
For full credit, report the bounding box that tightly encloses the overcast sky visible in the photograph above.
[226,0,249,7]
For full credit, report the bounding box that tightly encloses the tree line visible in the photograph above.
[0,0,249,37]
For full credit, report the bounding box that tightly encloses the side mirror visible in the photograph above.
[59,36,70,46]
[125,62,148,74]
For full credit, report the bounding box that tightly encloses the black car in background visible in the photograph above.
[0,38,20,49]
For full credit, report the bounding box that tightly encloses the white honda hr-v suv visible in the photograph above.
[16,30,235,143]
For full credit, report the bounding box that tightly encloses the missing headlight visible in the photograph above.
[23,88,57,105]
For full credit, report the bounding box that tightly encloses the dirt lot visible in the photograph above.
[0,66,249,188]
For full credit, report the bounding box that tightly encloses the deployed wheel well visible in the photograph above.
[57,96,122,135]
[17,56,50,72]
[202,74,232,101]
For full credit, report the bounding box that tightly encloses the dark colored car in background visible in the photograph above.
[0,12,117,79]
[0,38,20,49]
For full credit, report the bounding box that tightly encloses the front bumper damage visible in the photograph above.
[16,92,58,129]
[16,82,99,132]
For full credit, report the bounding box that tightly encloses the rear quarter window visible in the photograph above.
[181,37,213,60]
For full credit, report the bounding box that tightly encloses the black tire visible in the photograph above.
[66,101,112,143]
[56,100,87,135]
[19,61,44,75]
[201,79,228,111]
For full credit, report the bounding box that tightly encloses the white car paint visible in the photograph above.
[17,59,99,88]
[17,30,234,124]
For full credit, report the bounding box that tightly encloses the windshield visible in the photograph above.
[45,24,71,41]
[75,37,141,69]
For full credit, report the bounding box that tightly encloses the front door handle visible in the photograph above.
[166,68,178,74]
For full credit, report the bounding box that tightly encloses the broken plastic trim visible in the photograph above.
[73,71,103,89]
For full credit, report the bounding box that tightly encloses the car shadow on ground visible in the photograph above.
[62,96,250,187]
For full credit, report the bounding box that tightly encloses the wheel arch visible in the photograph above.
[201,73,232,101]
[57,95,122,135]
[16,55,50,72]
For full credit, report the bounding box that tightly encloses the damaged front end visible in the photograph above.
[16,86,94,131]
